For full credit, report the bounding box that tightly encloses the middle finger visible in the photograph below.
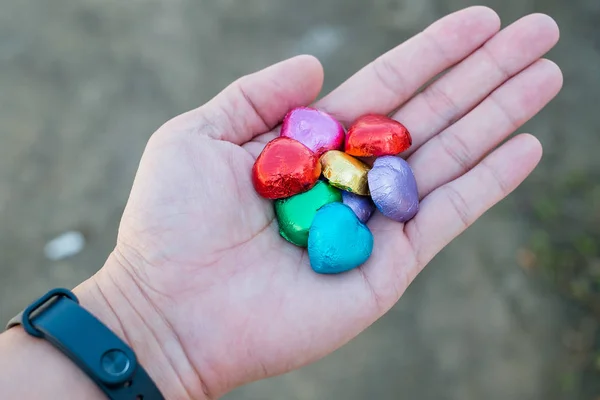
[396,13,559,156]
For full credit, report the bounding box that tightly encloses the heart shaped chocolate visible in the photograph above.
[308,203,374,274]
[275,181,342,247]
[320,150,371,195]
[368,156,419,222]
[252,137,321,199]
[345,114,412,157]
[341,191,375,223]
[280,107,345,156]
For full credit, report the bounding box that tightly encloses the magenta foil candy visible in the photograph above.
[280,107,345,156]
[368,156,419,222]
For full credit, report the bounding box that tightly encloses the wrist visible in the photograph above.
[0,327,107,399]
[75,252,209,400]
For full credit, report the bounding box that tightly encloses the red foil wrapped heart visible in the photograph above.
[252,137,321,199]
[345,114,412,157]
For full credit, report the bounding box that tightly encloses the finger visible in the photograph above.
[161,55,324,145]
[410,58,562,198]
[397,13,560,155]
[314,6,501,125]
[244,6,500,157]
[405,133,543,268]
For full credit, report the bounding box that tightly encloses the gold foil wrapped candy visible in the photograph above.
[320,150,371,196]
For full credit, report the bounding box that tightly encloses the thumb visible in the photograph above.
[163,55,324,145]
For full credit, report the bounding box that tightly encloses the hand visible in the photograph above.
[81,7,562,399]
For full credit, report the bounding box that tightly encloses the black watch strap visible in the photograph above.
[5,288,164,400]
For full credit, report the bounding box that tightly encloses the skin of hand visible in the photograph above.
[66,6,562,399]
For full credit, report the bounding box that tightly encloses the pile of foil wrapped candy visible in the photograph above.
[252,107,419,274]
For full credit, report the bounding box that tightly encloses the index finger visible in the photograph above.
[315,6,501,125]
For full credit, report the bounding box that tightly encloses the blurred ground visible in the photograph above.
[1,0,599,399]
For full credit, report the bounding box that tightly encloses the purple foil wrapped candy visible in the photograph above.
[280,107,345,156]
[342,191,375,223]
[368,156,419,223]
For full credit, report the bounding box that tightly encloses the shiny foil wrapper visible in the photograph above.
[308,203,374,274]
[320,150,371,196]
[252,137,321,199]
[275,181,342,247]
[345,114,412,157]
[342,191,375,223]
[368,156,419,222]
[280,107,345,156]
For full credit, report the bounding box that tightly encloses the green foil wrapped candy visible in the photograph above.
[275,181,342,247]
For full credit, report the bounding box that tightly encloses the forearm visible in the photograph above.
[0,281,120,400]
[0,326,106,399]
[0,255,203,400]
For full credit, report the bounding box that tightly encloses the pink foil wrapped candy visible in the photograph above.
[280,107,345,156]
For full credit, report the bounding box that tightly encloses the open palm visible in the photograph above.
[93,7,562,399]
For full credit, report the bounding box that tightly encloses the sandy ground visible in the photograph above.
[1,0,599,398]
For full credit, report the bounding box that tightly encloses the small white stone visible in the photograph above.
[44,231,86,261]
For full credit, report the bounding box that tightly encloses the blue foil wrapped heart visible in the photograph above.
[308,203,374,274]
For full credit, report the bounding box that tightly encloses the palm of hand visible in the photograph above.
[103,7,562,398]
